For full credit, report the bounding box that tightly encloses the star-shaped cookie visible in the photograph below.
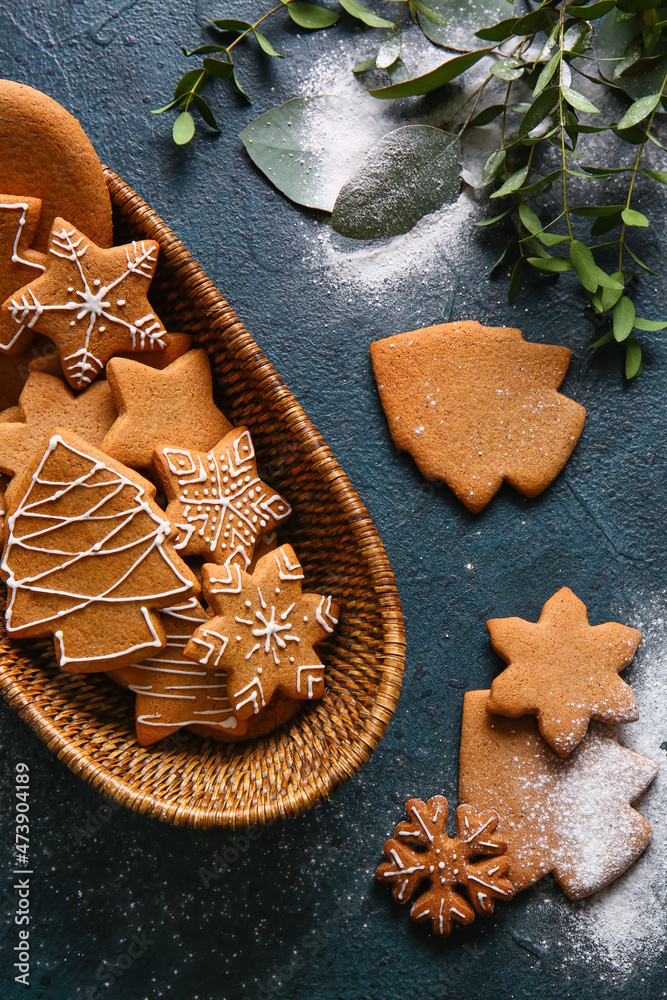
[0,372,117,482]
[183,544,339,722]
[0,195,46,355]
[152,425,291,570]
[100,349,232,470]
[3,218,169,389]
[486,588,641,756]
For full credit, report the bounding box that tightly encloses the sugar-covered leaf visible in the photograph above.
[419,0,512,50]
[412,1,448,26]
[491,57,525,80]
[376,31,402,70]
[369,48,492,99]
[332,126,460,239]
[339,0,393,27]
[288,2,340,28]
[478,148,506,187]
[562,87,600,113]
[616,93,661,128]
[240,96,383,212]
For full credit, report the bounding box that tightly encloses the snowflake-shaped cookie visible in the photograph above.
[153,426,291,576]
[3,218,168,388]
[183,544,339,721]
[377,795,515,937]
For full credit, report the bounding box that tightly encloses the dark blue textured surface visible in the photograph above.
[1,3,666,999]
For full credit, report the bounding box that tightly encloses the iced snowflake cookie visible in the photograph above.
[28,331,193,380]
[152,425,291,573]
[0,372,117,485]
[370,321,586,512]
[3,219,169,389]
[459,690,658,899]
[486,587,642,756]
[0,196,46,355]
[101,349,232,470]
[1,428,199,672]
[183,544,339,722]
[377,795,515,937]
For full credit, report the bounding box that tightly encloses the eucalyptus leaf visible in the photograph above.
[412,1,448,27]
[508,258,522,302]
[474,208,511,227]
[174,69,207,100]
[490,165,529,199]
[419,0,512,52]
[191,94,221,131]
[288,3,340,28]
[639,167,667,183]
[253,29,284,57]
[625,338,642,379]
[519,87,559,135]
[527,256,572,272]
[173,110,196,145]
[570,204,625,217]
[617,92,661,128]
[353,56,377,73]
[533,52,559,96]
[613,295,636,340]
[232,68,251,101]
[568,1,615,18]
[338,0,393,28]
[570,241,599,292]
[240,96,383,212]
[491,57,525,81]
[562,87,600,113]
[622,207,649,226]
[597,10,667,97]
[468,104,505,127]
[202,57,235,80]
[625,245,660,275]
[590,330,614,348]
[369,48,492,99]
[183,44,228,56]
[518,203,541,235]
[211,18,252,31]
[331,126,461,239]
[376,31,401,70]
[634,317,667,330]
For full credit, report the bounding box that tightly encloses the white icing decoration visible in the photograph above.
[274,548,304,581]
[191,629,228,667]
[7,227,166,385]
[2,434,194,667]
[296,664,324,698]
[315,595,338,633]
[234,676,265,715]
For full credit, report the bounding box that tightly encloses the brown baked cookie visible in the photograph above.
[376,795,515,937]
[0,195,46,354]
[1,428,199,672]
[4,220,169,389]
[459,690,658,899]
[183,544,339,722]
[370,321,586,512]
[100,349,231,470]
[152,426,291,571]
[191,690,301,742]
[0,372,117,482]
[0,334,55,409]
[486,588,641,757]
[28,332,193,380]
[0,80,112,253]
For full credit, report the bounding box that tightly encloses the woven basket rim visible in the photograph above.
[0,167,406,828]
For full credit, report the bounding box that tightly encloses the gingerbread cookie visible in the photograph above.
[28,332,193,380]
[183,544,339,721]
[152,425,291,571]
[487,588,641,757]
[0,334,55,410]
[459,690,658,899]
[377,795,515,937]
[4,220,168,388]
[0,80,112,253]
[370,321,586,512]
[101,349,231,470]
[0,372,117,484]
[1,428,199,672]
[0,196,46,355]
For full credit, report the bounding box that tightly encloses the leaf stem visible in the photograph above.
[392,0,410,31]
[557,0,573,240]
[227,2,286,52]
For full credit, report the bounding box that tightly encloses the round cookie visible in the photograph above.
[0,80,112,252]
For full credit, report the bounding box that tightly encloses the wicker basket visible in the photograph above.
[0,168,406,829]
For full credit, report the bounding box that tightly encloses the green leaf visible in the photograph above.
[616,92,661,128]
[202,57,235,80]
[211,18,252,31]
[568,1,615,18]
[561,87,600,113]
[417,0,512,49]
[634,317,667,330]
[287,3,340,28]
[173,110,196,145]
[490,57,525,81]
[570,204,625,217]
[518,203,541,235]
[232,68,251,100]
[591,212,623,236]
[527,256,572,272]
[191,94,221,131]
[376,31,401,70]
[508,258,522,302]
[533,52,559,97]
[174,68,206,100]
[411,1,449,26]
[613,295,636,340]
[570,241,599,292]
[338,0,393,27]
[490,240,514,272]
[517,169,562,194]
[331,126,461,239]
[590,330,614,348]
[475,17,518,41]
[625,337,642,378]
[474,208,511,227]
[639,167,667,184]
[240,96,383,212]
[369,48,492,99]
[540,231,570,246]
[353,56,377,73]
[518,87,559,136]
[621,208,649,227]
[478,148,506,187]
[253,29,284,57]
[183,44,228,56]
[468,104,505,127]
[152,97,184,115]
[600,282,624,311]
[490,165,529,199]
[596,268,624,290]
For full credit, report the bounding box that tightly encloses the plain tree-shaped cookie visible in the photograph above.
[460,690,658,899]
[370,321,586,512]
[486,587,641,756]
[1,428,199,671]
